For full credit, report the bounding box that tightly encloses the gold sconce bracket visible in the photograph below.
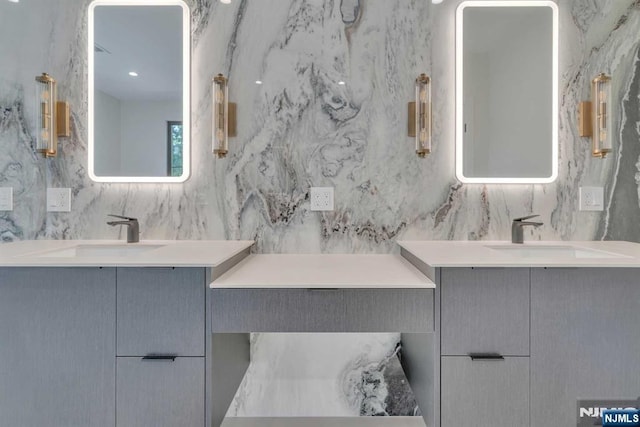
[408,102,416,138]
[57,101,71,138]
[578,101,592,137]
[228,102,237,137]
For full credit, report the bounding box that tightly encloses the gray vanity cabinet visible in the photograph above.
[116,357,205,427]
[117,267,205,356]
[0,267,116,427]
[440,267,529,356]
[116,267,207,427]
[530,268,640,427]
[441,356,529,427]
[439,268,530,427]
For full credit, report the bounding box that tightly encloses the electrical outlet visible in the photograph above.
[0,187,13,211]
[310,187,334,211]
[47,188,71,212]
[579,187,604,211]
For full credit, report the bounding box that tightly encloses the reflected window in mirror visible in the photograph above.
[88,0,190,183]
[167,121,183,177]
[455,1,558,184]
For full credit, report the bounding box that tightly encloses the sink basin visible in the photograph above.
[486,245,629,259]
[34,244,165,258]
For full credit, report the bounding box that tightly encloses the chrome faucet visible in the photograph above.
[511,215,543,244]
[107,214,140,243]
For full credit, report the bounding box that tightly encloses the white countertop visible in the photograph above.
[398,240,640,267]
[210,254,435,289]
[0,240,254,267]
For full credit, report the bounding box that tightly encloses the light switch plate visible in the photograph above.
[310,187,334,211]
[0,187,13,211]
[47,188,71,212]
[579,187,604,211]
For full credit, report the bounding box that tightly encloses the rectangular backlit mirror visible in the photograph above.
[456,1,558,184]
[88,0,190,183]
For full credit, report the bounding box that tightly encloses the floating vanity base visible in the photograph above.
[209,254,436,427]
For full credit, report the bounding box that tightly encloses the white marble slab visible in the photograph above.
[226,333,419,417]
[0,240,254,267]
[210,254,434,289]
[398,240,640,267]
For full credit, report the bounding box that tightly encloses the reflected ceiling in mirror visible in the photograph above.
[455,1,558,184]
[88,0,190,183]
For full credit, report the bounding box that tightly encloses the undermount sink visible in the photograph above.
[34,244,165,258]
[486,245,629,259]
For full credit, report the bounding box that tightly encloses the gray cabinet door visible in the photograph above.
[0,267,116,427]
[117,357,205,427]
[117,267,205,356]
[531,268,640,427]
[441,268,530,356]
[441,356,529,427]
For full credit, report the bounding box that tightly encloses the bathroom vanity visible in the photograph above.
[399,240,640,427]
[2,239,640,427]
[0,240,253,427]
[209,254,436,427]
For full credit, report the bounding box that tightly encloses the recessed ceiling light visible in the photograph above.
[432,0,444,3]
[7,0,20,3]
[128,71,138,77]
[255,80,263,85]
[338,81,346,85]
[220,0,231,4]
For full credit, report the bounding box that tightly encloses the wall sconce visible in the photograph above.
[408,74,432,157]
[578,73,612,158]
[212,73,237,159]
[35,73,70,158]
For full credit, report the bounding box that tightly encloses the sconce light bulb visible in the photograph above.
[41,91,50,101]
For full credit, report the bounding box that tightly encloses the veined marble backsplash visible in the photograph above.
[1,0,640,418]
[1,0,640,249]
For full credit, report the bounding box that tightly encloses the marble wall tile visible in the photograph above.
[2,0,640,418]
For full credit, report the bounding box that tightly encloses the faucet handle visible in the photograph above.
[107,214,137,221]
[513,214,540,222]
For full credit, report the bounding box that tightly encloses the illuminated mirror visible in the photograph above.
[456,1,558,184]
[88,0,190,183]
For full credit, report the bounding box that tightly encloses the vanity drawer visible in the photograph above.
[117,267,205,356]
[210,288,434,332]
[441,268,529,356]
[342,289,434,332]
[116,356,204,427]
[441,356,529,427]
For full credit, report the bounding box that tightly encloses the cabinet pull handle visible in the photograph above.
[142,354,177,361]
[307,288,340,292]
[469,353,504,361]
